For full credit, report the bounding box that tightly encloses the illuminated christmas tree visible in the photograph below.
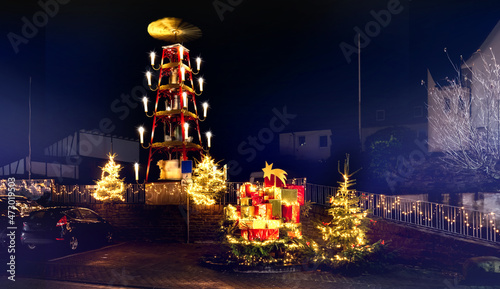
[93,153,125,202]
[186,154,226,205]
[318,154,369,262]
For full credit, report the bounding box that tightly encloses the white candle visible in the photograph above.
[150,52,155,66]
[138,127,145,144]
[134,163,139,181]
[180,66,185,82]
[182,92,188,108]
[206,131,212,148]
[142,96,148,113]
[179,46,183,60]
[198,78,203,92]
[196,57,201,71]
[202,102,208,118]
[184,123,189,140]
[146,71,152,86]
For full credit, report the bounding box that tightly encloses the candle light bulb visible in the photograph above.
[150,52,155,66]
[146,71,152,86]
[206,131,212,148]
[142,96,148,113]
[180,66,185,82]
[184,123,189,140]
[196,57,201,71]
[182,92,188,108]
[179,46,183,60]
[198,78,204,92]
[138,127,145,144]
[202,102,208,118]
[134,163,139,181]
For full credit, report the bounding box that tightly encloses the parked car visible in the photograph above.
[21,207,113,251]
[0,195,43,248]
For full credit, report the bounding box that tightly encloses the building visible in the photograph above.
[360,94,427,151]
[0,129,139,184]
[279,129,332,162]
[428,20,500,153]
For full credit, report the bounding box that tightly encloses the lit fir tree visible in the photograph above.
[318,154,368,261]
[93,153,125,202]
[186,154,226,205]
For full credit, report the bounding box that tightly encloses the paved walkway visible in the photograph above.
[2,241,498,289]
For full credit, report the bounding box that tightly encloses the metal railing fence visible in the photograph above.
[360,193,499,243]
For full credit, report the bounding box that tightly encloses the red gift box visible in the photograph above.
[264,175,285,188]
[241,229,279,241]
[251,195,264,206]
[285,185,305,205]
[282,204,300,223]
[240,182,256,198]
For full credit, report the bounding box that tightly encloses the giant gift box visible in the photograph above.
[235,163,305,241]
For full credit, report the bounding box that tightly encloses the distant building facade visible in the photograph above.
[0,129,139,183]
[279,129,332,162]
[361,97,427,151]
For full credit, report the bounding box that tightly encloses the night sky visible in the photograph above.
[1,0,499,181]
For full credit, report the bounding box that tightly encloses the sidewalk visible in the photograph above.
[6,241,493,289]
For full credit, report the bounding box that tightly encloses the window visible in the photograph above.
[413,106,423,118]
[459,97,465,111]
[376,110,385,121]
[79,209,100,221]
[298,136,306,146]
[319,135,328,147]
[65,209,82,219]
[444,98,451,112]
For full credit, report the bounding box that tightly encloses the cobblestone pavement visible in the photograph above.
[2,241,498,289]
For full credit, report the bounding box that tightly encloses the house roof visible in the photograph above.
[463,20,500,68]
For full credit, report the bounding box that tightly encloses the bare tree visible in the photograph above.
[428,48,500,179]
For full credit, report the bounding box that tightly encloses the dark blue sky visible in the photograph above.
[0,0,499,179]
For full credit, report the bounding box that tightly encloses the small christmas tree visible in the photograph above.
[93,153,125,202]
[186,154,226,205]
[318,154,368,261]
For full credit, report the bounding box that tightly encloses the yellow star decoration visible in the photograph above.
[262,162,287,185]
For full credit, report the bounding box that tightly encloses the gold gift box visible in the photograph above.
[240,197,252,206]
[275,188,298,203]
[241,206,255,218]
[269,199,282,219]
[267,219,282,229]
[253,219,267,229]
[238,219,253,229]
